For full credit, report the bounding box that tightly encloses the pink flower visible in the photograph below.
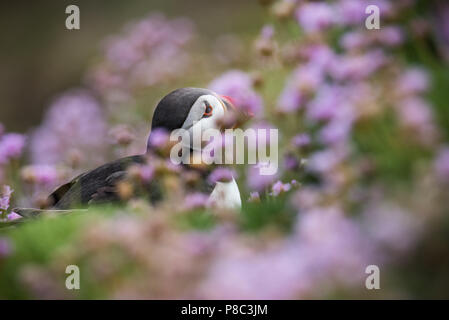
[209,70,263,116]
[307,147,348,174]
[7,212,21,221]
[362,203,421,253]
[184,193,209,210]
[306,85,343,121]
[377,26,404,47]
[293,206,374,285]
[295,64,325,92]
[329,50,387,81]
[337,0,368,25]
[271,181,291,196]
[277,82,303,113]
[199,205,376,299]
[397,67,430,96]
[248,191,260,202]
[199,244,309,299]
[90,14,195,96]
[208,168,236,184]
[0,185,13,211]
[246,163,278,192]
[319,117,354,146]
[304,44,336,70]
[277,64,324,113]
[0,133,26,165]
[340,31,368,51]
[296,3,337,33]
[260,25,275,39]
[247,121,277,149]
[291,187,322,211]
[147,128,169,151]
[284,154,299,171]
[398,98,433,127]
[30,90,107,168]
[129,164,155,183]
[21,165,61,187]
[396,98,438,143]
[291,134,311,148]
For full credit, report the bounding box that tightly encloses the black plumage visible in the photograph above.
[49,155,146,209]
[151,87,214,132]
[13,88,216,218]
[14,156,147,218]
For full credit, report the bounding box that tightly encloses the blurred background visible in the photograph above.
[1,0,449,299]
[0,0,265,132]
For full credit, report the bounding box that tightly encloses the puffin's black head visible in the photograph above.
[147,87,235,152]
[151,88,214,132]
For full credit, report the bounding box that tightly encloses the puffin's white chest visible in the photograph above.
[208,178,242,210]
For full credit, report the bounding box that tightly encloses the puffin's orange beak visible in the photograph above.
[219,95,254,118]
[218,95,253,130]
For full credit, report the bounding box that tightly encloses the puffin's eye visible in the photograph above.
[203,102,213,118]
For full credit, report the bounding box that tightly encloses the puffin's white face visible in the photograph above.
[181,94,227,149]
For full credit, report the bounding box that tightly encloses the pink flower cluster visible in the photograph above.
[30,90,107,170]
[0,123,26,185]
[89,13,195,101]
[0,185,20,221]
[209,70,264,117]
[0,133,26,166]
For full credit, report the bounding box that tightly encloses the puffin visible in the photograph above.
[14,88,242,218]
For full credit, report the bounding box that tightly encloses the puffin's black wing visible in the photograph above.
[52,155,146,209]
[47,172,84,206]
[13,173,86,218]
[13,155,146,218]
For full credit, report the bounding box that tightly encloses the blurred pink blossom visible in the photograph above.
[184,193,210,210]
[246,163,278,192]
[0,133,26,165]
[21,165,62,187]
[329,50,387,81]
[0,185,13,211]
[340,30,369,51]
[270,180,291,196]
[397,67,430,96]
[362,203,422,253]
[337,0,369,25]
[209,70,263,116]
[30,90,107,169]
[147,127,169,151]
[248,191,260,202]
[397,97,438,143]
[90,14,195,97]
[296,2,337,33]
[291,133,311,148]
[208,168,236,184]
[7,212,21,221]
[376,26,404,47]
[307,147,348,174]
